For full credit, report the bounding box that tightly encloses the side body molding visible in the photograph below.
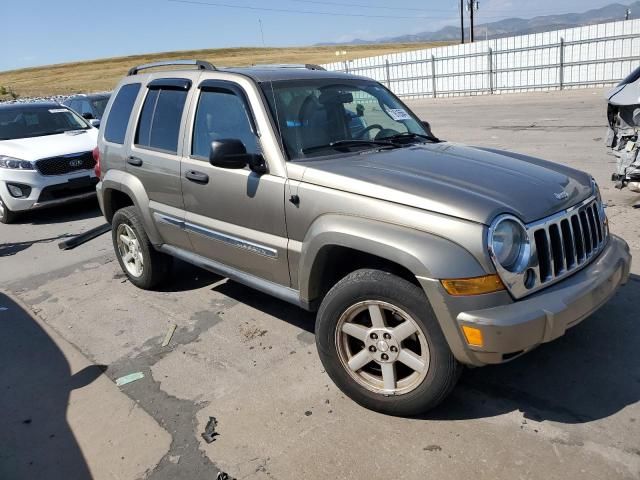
[297,214,487,303]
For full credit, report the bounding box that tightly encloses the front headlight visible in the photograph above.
[489,216,530,273]
[0,155,35,170]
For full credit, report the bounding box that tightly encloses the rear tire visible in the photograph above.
[315,269,461,416]
[111,206,171,289]
[0,196,18,224]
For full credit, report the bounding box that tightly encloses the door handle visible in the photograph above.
[185,170,209,184]
[127,156,143,167]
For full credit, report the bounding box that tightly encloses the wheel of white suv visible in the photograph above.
[315,269,462,416]
[111,206,171,289]
[0,196,18,224]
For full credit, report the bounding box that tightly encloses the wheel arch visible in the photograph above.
[100,170,162,245]
[299,215,487,305]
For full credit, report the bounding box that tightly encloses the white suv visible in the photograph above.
[0,102,99,223]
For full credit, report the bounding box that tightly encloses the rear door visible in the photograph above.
[180,79,290,286]
[126,75,200,250]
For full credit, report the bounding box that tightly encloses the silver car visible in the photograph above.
[96,60,631,415]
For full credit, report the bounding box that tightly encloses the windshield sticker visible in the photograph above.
[384,107,412,121]
[48,108,68,113]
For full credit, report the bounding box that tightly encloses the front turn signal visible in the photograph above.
[441,274,505,296]
[461,326,484,347]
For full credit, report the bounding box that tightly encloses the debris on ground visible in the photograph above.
[201,416,219,443]
[168,455,181,464]
[115,372,145,386]
[424,445,442,452]
[240,324,268,342]
[216,472,235,480]
[161,324,177,347]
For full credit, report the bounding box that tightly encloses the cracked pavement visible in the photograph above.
[1,88,639,480]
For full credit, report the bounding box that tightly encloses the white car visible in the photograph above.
[0,102,99,223]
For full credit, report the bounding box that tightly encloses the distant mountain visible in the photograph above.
[319,2,639,45]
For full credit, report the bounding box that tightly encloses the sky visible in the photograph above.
[1,0,633,71]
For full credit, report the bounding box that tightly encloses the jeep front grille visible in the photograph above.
[530,198,606,286]
[36,151,95,176]
[490,195,608,299]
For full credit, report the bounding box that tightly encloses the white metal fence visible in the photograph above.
[322,19,640,98]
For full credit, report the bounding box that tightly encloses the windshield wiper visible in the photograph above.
[379,132,441,144]
[302,139,397,154]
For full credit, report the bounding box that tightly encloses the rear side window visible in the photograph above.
[104,83,140,144]
[135,88,188,153]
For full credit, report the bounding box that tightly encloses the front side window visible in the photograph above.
[135,88,188,153]
[0,106,89,140]
[191,88,259,159]
[261,79,428,160]
[104,83,140,144]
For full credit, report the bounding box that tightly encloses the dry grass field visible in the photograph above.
[0,42,449,99]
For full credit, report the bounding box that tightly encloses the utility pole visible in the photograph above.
[469,0,474,42]
[258,19,265,46]
[460,0,465,44]
[626,8,631,20]
[468,1,479,42]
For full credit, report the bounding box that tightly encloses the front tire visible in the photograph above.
[111,206,171,289]
[0,196,19,224]
[315,269,461,416]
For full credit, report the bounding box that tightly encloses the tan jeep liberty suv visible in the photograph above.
[95,60,631,416]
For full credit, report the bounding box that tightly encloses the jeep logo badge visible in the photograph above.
[69,159,83,167]
[554,191,569,200]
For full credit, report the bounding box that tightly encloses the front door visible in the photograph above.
[180,80,290,286]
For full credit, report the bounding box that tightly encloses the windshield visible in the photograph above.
[91,97,110,117]
[261,79,429,160]
[0,106,90,140]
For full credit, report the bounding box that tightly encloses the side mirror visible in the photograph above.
[82,112,95,120]
[209,139,266,174]
[89,119,101,128]
[421,120,435,137]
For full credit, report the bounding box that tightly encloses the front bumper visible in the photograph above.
[0,169,97,213]
[456,235,631,365]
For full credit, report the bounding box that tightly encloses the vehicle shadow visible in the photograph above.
[12,199,101,226]
[155,259,226,293]
[0,234,74,257]
[0,293,104,479]
[424,273,640,424]
[212,280,316,334]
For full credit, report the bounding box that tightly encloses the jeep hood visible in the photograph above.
[295,142,593,225]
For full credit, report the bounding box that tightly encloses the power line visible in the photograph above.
[168,0,455,20]
[287,0,456,13]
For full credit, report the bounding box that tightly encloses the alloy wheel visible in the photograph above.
[116,223,144,277]
[335,300,430,395]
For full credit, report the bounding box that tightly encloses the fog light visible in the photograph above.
[6,183,31,198]
[441,274,505,296]
[462,326,484,347]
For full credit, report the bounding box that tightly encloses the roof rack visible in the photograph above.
[127,60,216,76]
[251,63,326,71]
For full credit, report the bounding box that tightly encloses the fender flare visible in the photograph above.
[298,214,486,302]
[100,170,162,245]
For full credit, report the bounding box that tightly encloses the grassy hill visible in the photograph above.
[0,42,450,99]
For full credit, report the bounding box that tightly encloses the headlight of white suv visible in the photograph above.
[488,215,531,273]
[0,155,35,170]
